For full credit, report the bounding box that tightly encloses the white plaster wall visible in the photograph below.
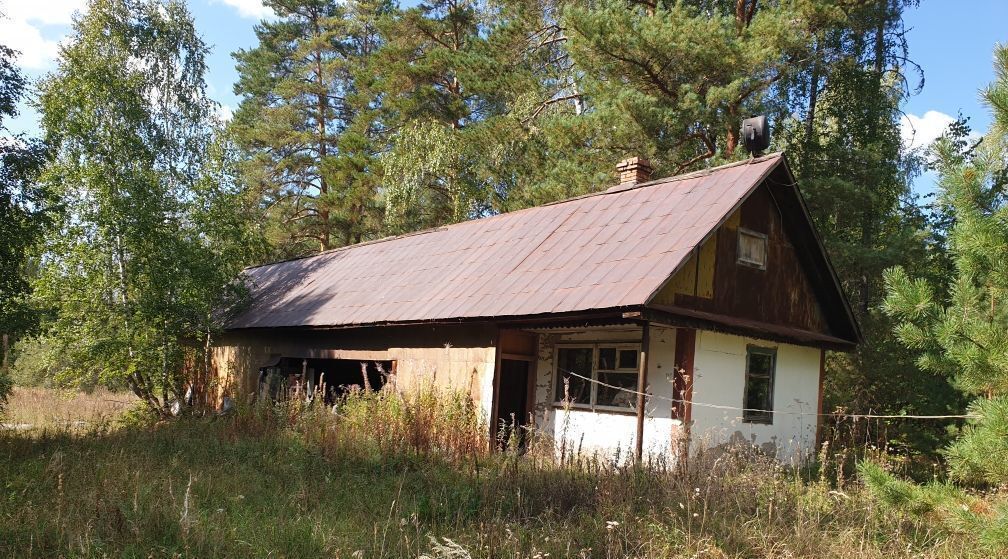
[533,326,683,461]
[689,331,821,464]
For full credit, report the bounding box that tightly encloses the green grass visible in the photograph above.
[0,387,995,558]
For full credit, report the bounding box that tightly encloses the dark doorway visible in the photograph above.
[496,359,531,449]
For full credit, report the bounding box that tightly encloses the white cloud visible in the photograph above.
[900,110,956,152]
[213,0,273,19]
[215,103,234,122]
[0,0,87,69]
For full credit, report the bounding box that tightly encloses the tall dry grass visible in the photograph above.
[0,383,995,558]
[1,386,136,428]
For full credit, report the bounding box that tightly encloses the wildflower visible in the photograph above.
[606,520,619,531]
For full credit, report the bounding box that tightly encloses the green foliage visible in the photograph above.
[7,334,71,388]
[378,0,548,231]
[944,397,1008,485]
[33,0,261,414]
[884,83,1008,405]
[768,0,964,458]
[565,0,843,171]
[0,39,55,411]
[0,363,10,414]
[858,460,965,517]
[860,458,1008,550]
[232,0,393,255]
[867,43,1008,553]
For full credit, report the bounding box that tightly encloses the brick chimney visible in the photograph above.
[617,156,653,185]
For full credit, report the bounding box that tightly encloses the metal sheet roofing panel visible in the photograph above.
[227,154,783,329]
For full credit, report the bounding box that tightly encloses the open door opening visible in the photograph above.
[495,358,531,450]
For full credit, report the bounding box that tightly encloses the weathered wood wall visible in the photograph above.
[212,324,499,418]
[653,183,828,335]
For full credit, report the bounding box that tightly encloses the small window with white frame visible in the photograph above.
[737,228,768,269]
[743,346,776,424]
[554,343,641,412]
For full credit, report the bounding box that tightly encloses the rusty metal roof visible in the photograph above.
[227,154,784,329]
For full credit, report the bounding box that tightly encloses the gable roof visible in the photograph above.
[226,153,858,345]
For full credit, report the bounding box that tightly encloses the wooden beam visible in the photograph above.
[634,322,651,461]
[642,305,856,351]
[673,328,696,424]
[489,328,503,451]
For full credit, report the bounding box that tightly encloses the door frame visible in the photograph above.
[490,329,538,446]
[493,356,535,447]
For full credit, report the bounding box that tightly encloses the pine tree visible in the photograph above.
[775,0,964,455]
[865,44,1008,550]
[232,0,391,256]
[378,0,503,232]
[560,0,843,174]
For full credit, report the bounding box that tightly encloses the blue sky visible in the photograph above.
[2,0,1006,194]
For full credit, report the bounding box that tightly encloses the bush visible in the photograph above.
[8,334,75,389]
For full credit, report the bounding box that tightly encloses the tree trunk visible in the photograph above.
[726,127,738,157]
[859,1,889,315]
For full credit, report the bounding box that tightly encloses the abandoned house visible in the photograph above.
[212,152,860,462]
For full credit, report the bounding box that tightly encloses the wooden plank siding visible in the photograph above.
[653,183,829,337]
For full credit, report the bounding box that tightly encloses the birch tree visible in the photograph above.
[35,0,259,414]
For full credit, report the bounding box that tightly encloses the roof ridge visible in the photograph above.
[243,152,784,272]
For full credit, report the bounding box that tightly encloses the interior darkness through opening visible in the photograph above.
[258,357,391,402]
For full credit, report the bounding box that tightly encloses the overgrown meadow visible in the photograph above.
[0,387,993,559]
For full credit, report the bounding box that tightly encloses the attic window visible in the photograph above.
[737,229,768,269]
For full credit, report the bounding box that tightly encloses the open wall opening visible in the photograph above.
[258,357,392,402]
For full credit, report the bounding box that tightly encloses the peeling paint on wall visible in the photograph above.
[689,330,820,464]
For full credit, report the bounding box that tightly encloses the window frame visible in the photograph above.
[742,345,777,424]
[553,342,642,413]
[737,228,768,270]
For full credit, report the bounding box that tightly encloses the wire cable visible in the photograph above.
[557,368,980,421]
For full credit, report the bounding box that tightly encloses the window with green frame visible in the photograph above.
[743,346,776,424]
[553,344,641,411]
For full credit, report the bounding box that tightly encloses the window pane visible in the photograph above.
[596,371,638,409]
[743,347,775,423]
[598,347,616,370]
[745,376,771,412]
[748,352,774,377]
[618,349,638,370]
[555,347,592,405]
